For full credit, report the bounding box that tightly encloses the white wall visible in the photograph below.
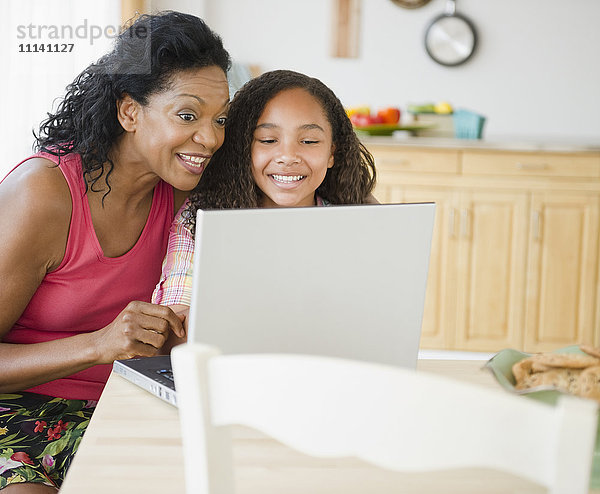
[2,0,598,180]
[1,0,120,179]
[199,0,600,141]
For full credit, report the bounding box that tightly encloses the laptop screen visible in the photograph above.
[187,203,435,369]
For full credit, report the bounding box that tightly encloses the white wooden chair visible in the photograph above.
[172,343,598,494]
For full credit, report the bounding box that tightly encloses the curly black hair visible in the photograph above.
[185,69,376,231]
[35,11,231,195]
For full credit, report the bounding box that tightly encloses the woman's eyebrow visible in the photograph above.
[177,93,206,104]
[176,94,230,110]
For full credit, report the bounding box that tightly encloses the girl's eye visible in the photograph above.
[254,135,276,144]
[215,116,227,127]
[302,139,319,144]
[178,113,196,122]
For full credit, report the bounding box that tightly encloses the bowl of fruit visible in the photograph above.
[347,106,432,136]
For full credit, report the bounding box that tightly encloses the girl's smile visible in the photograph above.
[269,174,307,185]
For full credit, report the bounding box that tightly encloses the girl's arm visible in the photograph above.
[160,304,190,354]
[152,204,195,353]
[152,203,195,310]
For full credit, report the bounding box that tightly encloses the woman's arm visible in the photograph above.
[0,159,184,393]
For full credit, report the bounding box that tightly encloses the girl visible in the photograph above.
[152,69,376,317]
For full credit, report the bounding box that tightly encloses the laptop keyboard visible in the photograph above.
[156,368,174,381]
[155,368,176,390]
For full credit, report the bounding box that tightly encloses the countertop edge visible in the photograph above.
[359,135,600,153]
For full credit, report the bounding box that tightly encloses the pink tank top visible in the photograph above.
[2,153,174,401]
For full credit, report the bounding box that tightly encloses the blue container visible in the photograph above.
[453,109,486,139]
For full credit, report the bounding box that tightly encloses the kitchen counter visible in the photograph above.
[359,134,600,154]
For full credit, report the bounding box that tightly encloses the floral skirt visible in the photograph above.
[0,392,96,490]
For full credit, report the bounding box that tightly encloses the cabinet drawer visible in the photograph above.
[462,151,600,178]
[370,147,460,174]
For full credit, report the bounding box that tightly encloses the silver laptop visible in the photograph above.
[113,203,435,406]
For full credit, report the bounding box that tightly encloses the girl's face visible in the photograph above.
[251,88,334,208]
[120,65,230,191]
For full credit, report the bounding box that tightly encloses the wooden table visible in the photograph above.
[59,360,598,493]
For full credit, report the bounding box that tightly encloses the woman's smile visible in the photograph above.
[177,153,210,175]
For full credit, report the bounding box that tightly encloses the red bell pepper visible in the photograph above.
[376,107,401,124]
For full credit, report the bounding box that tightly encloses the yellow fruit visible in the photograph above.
[345,106,371,118]
[434,102,453,114]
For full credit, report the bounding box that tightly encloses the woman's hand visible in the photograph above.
[91,301,186,363]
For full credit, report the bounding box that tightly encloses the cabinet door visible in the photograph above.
[398,187,458,349]
[524,192,600,352]
[454,190,529,352]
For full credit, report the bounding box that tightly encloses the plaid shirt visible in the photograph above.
[152,196,330,307]
[152,200,194,306]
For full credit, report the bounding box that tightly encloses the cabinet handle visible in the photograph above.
[532,211,541,240]
[516,162,549,170]
[461,209,470,238]
[449,208,456,237]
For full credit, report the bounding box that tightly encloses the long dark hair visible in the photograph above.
[35,11,231,194]
[185,69,376,231]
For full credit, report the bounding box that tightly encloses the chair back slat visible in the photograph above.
[173,343,599,494]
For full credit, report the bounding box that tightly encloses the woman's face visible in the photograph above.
[251,88,334,208]
[121,65,230,191]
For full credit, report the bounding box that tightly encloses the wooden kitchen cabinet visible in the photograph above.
[367,140,600,353]
[524,191,600,352]
[454,189,529,352]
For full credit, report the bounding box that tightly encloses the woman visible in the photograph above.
[0,11,230,492]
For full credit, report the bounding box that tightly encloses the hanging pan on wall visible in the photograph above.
[424,0,477,67]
